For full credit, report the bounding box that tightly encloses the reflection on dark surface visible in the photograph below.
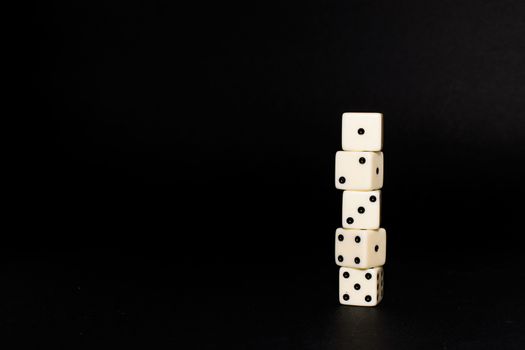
[329,306,389,350]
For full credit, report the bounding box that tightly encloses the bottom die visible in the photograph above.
[339,266,384,306]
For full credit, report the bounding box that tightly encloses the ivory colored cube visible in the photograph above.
[339,266,384,306]
[342,112,383,151]
[335,151,384,190]
[335,228,386,269]
[342,190,381,229]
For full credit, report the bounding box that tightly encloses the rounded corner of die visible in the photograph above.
[371,188,381,196]
[335,180,347,190]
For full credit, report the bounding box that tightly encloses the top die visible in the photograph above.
[342,113,383,151]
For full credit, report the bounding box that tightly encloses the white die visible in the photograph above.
[341,112,383,151]
[335,228,386,269]
[335,151,384,190]
[342,190,381,229]
[339,267,384,306]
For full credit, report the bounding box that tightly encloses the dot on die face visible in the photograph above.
[341,112,383,152]
[335,151,384,191]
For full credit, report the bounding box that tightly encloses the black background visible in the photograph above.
[7,0,525,347]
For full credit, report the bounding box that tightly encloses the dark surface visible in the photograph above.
[7,0,525,347]
[4,258,525,348]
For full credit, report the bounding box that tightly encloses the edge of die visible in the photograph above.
[334,151,345,189]
[372,151,384,190]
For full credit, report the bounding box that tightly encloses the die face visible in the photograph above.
[366,228,386,268]
[335,228,386,269]
[374,152,384,189]
[342,191,381,229]
[335,228,367,268]
[335,151,384,190]
[339,267,383,306]
[342,113,383,151]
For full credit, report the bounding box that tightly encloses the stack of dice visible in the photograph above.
[335,112,386,307]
